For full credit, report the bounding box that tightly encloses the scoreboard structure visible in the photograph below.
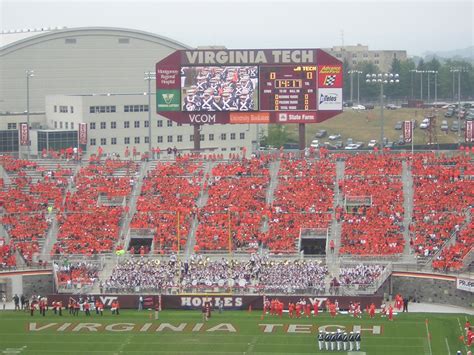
[155,49,343,125]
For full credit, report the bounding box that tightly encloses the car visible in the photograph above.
[328,134,341,141]
[352,104,366,111]
[368,139,378,148]
[310,139,320,148]
[451,121,459,132]
[343,101,353,108]
[394,121,403,130]
[466,110,474,121]
[445,109,455,118]
[314,129,327,138]
[385,104,399,110]
[344,143,360,150]
[440,120,449,131]
[397,135,405,145]
[364,104,375,110]
[384,141,394,149]
[324,141,343,149]
[419,118,430,129]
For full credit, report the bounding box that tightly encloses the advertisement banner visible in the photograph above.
[318,88,343,111]
[403,121,413,143]
[229,112,270,124]
[456,278,473,293]
[78,123,87,145]
[466,120,473,143]
[157,90,181,111]
[276,112,317,123]
[47,294,382,310]
[318,65,343,88]
[19,123,29,146]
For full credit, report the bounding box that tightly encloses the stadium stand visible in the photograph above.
[339,154,405,255]
[265,158,334,253]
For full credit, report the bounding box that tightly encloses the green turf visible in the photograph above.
[0,310,471,354]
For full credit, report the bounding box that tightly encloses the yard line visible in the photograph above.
[457,317,469,353]
[444,337,452,355]
[425,320,432,355]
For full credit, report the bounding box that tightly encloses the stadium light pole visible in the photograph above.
[366,73,399,154]
[26,69,34,159]
[433,70,438,104]
[144,71,156,158]
[417,70,427,101]
[450,67,468,142]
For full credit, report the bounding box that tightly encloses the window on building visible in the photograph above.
[157,136,163,143]
[134,105,139,112]
[54,121,57,129]
[157,120,163,127]
[90,106,116,113]
[335,54,342,58]
[134,137,140,144]
[352,53,357,58]
[177,123,182,127]
[352,60,357,65]
[375,60,379,65]
[7,123,17,130]
[60,106,68,113]
[124,105,130,112]
[124,121,130,128]
[221,148,227,151]
[111,137,117,145]
[54,105,57,112]
[100,138,106,145]
[65,38,77,44]
[70,106,74,113]
[100,122,106,129]
[190,135,194,142]
[167,120,172,127]
[65,122,69,129]
[111,106,116,113]
[240,132,245,139]
[363,53,368,58]
[124,137,130,144]
[167,135,173,143]
[221,133,226,140]
[209,134,214,141]
[134,121,140,128]
[177,135,183,142]
[144,121,149,128]
[374,53,380,58]
[230,133,236,140]
[59,122,63,129]
[90,138,96,146]
[144,105,149,112]
[145,136,149,144]
[111,121,116,129]
[118,38,130,44]
[231,147,236,151]
[71,122,74,129]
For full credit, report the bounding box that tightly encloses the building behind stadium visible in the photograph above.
[0,27,262,157]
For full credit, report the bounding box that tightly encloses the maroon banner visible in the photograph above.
[19,123,29,146]
[466,120,473,143]
[48,294,382,310]
[161,295,262,310]
[403,121,413,143]
[78,123,87,145]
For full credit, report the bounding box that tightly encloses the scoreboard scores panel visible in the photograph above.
[259,66,317,112]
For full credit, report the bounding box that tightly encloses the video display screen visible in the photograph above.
[181,66,258,112]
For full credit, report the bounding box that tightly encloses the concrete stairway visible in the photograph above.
[401,160,414,256]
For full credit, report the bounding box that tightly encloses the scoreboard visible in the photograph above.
[260,66,317,111]
[155,49,343,125]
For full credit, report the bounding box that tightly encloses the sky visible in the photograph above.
[1,0,473,56]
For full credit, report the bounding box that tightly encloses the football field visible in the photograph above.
[0,309,471,355]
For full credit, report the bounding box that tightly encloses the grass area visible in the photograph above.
[0,309,471,354]
[286,108,462,146]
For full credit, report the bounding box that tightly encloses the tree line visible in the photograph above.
[343,57,473,103]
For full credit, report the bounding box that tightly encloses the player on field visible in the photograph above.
[318,331,325,351]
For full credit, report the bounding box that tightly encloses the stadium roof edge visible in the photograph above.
[0,26,192,55]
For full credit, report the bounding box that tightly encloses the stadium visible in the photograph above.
[0,26,473,355]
